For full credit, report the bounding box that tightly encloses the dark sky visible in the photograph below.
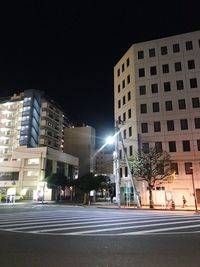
[0,1,200,145]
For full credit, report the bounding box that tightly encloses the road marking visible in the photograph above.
[63,218,200,235]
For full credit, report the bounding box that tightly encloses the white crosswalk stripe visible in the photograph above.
[0,209,200,236]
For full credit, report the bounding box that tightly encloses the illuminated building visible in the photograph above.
[114,30,200,207]
[0,89,78,201]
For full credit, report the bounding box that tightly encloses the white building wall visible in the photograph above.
[114,30,200,207]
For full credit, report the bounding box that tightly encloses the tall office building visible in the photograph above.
[64,126,96,177]
[0,89,78,200]
[114,30,200,206]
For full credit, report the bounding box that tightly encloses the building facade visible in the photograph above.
[95,149,113,175]
[114,30,200,207]
[0,89,78,201]
[64,126,96,177]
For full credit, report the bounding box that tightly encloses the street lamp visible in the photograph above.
[105,134,121,208]
[190,166,198,212]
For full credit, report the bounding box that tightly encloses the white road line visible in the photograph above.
[120,224,200,235]
[5,217,137,231]
[63,218,200,235]
[27,217,200,234]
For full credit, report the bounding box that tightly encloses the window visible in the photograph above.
[118,84,120,93]
[128,108,131,118]
[173,43,180,53]
[117,69,120,77]
[127,75,130,84]
[122,63,125,72]
[188,60,195,69]
[123,129,126,139]
[185,162,192,174]
[126,58,130,67]
[141,123,148,133]
[128,127,132,137]
[162,64,169,73]
[27,158,39,165]
[118,116,121,123]
[140,104,147,113]
[128,91,131,101]
[120,167,122,177]
[151,83,158,93]
[190,78,198,88]
[139,68,145,77]
[169,141,176,152]
[161,46,168,55]
[176,80,184,90]
[194,118,200,129]
[142,143,149,152]
[178,99,186,109]
[180,119,188,130]
[150,66,157,75]
[149,48,156,57]
[155,142,162,152]
[197,140,200,151]
[154,121,161,132]
[182,140,190,151]
[165,100,173,111]
[153,102,159,112]
[167,120,174,131]
[171,163,179,175]
[185,41,193,50]
[118,100,121,108]
[122,79,125,88]
[164,82,171,92]
[123,96,126,105]
[138,50,144,59]
[129,145,133,156]
[192,97,200,108]
[125,166,128,177]
[123,112,126,121]
[175,62,182,72]
[139,85,146,95]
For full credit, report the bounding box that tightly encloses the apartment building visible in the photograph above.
[114,30,200,206]
[0,89,78,200]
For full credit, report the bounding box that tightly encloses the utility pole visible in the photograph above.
[114,120,121,208]
[119,131,141,208]
[191,167,198,212]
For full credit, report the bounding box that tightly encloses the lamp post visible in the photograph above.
[106,120,141,208]
[190,166,198,212]
[106,134,121,208]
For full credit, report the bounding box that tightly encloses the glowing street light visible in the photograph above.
[106,136,115,145]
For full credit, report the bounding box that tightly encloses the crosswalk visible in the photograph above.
[0,208,200,236]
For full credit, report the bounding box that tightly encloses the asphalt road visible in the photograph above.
[0,204,200,267]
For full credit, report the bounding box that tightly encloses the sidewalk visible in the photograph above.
[0,200,198,212]
[91,201,199,212]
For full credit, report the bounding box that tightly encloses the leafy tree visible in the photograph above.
[75,173,108,205]
[46,173,68,201]
[129,147,175,208]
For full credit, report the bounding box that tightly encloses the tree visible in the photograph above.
[46,173,68,201]
[75,173,108,205]
[129,147,175,208]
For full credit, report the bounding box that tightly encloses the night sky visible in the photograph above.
[0,1,200,146]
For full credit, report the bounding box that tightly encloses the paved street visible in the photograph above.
[0,204,200,235]
[0,204,200,266]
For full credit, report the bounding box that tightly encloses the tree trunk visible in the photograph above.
[149,189,154,209]
[83,192,89,205]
